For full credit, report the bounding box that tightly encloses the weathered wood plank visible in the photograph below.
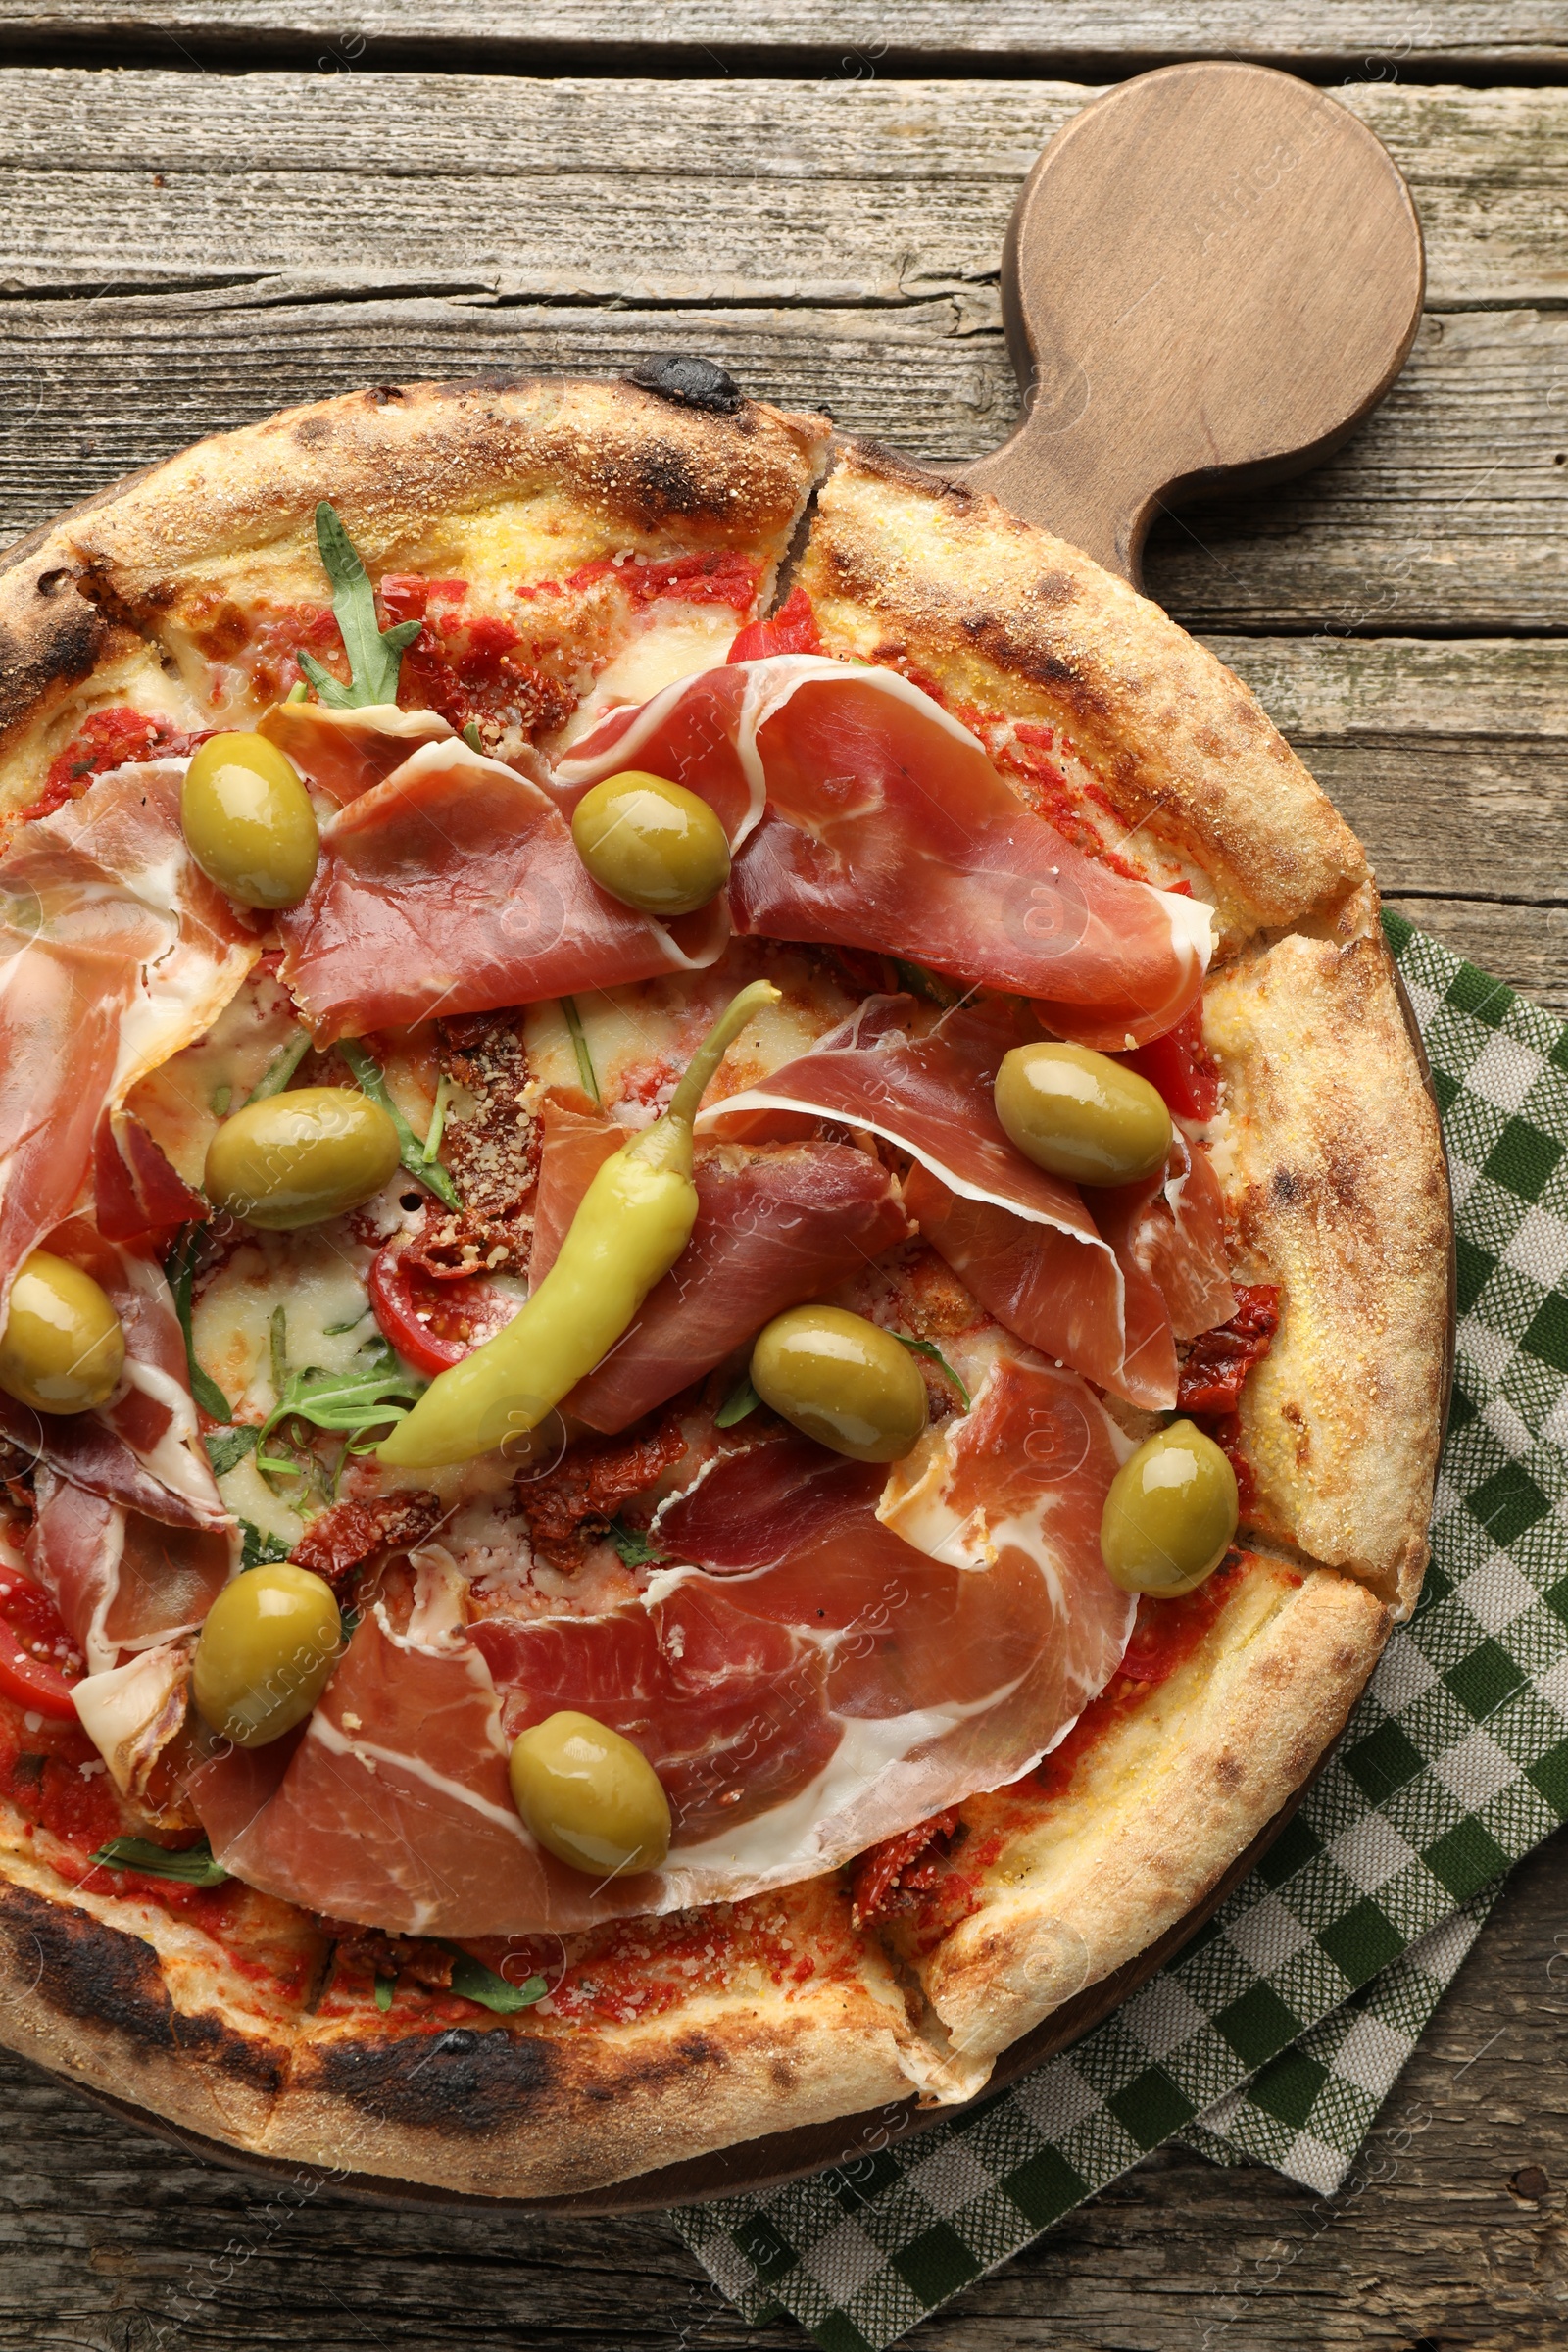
[0,74,1561,312]
[0,2,1554,74]
[1214,636,1568,1007]
[0,1826,1558,2349]
[0,291,1559,633]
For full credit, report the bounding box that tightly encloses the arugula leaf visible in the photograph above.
[243,1028,311,1106]
[91,1835,230,1887]
[337,1038,462,1211]
[241,1520,292,1569]
[374,1974,395,2013]
[298,501,422,710]
[560,996,601,1106]
[607,1518,665,1568]
[461,720,483,754]
[895,1334,971,1410]
[164,1225,232,1424]
[210,1084,231,1117]
[257,1333,423,1486]
[440,1946,547,2015]
[714,1374,760,1429]
[891,958,963,1009]
[205,1425,258,1478]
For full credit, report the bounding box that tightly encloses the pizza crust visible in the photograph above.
[1202,889,1451,1616]
[903,1554,1388,2069]
[800,441,1368,948]
[0,1842,935,2198]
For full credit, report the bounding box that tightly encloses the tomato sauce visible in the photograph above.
[21,707,206,825]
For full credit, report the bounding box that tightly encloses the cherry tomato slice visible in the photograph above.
[0,1569,84,1719]
[368,1241,521,1379]
[1121,1004,1221,1121]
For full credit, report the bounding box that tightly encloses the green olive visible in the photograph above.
[1100,1419,1239,1596]
[509,1709,672,1877]
[192,1562,342,1748]
[181,731,319,910]
[750,1304,928,1464]
[205,1086,401,1230]
[570,770,731,917]
[0,1251,124,1415]
[995,1041,1173,1187]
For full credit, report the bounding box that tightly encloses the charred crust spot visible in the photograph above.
[0,593,107,739]
[305,2022,557,2132]
[292,416,334,449]
[1029,571,1079,611]
[627,440,709,520]
[34,567,72,600]
[368,385,406,406]
[0,1885,285,2090]
[625,355,743,416]
[768,2055,797,2091]
[1272,1166,1305,1207]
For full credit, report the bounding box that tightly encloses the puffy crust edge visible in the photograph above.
[0,1849,924,2197]
[1203,892,1451,1615]
[265,1975,917,2199]
[800,440,1368,946]
[915,1561,1390,2064]
[0,375,833,749]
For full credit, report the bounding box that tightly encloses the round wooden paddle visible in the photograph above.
[962,61,1424,583]
[56,65,1433,2223]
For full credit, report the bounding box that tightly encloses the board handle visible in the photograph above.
[960,62,1424,587]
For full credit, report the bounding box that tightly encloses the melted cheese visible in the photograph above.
[558,605,744,748]
[523,946,856,1118]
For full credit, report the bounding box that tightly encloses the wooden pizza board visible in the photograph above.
[65,63,1442,2218]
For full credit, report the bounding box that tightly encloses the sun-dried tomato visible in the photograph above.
[1177,1284,1281,1416]
[519,1416,688,1573]
[290,1492,444,1592]
[849,1808,962,1928]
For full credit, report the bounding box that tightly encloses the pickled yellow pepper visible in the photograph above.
[377,980,780,1468]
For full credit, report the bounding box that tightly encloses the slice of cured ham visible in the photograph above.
[279,739,727,1042]
[190,1345,1133,1937]
[32,1479,231,1675]
[701,993,1158,1404]
[18,1222,230,1679]
[558,656,1210,1048]
[0,761,254,1309]
[564,1139,912,1433]
[0,1221,228,1535]
[257,699,454,806]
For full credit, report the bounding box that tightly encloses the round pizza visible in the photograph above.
[0,364,1449,2198]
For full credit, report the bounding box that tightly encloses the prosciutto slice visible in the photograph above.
[15,1222,230,1677]
[257,699,454,806]
[565,1139,911,1433]
[0,761,254,1308]
[191,1344,1134,1936]
[32,1480,231,1675]
[0,1221,227,1535]
[557,656,1210,1048]
[523,1092,910,1428]
[279,739,727,1042]
[701,993,1159,1404]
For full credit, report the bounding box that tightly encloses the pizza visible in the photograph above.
[0,363,1449,2199]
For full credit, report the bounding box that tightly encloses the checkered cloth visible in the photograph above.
[671,919,1568,2350]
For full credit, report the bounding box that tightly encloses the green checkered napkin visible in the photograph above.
[671,919,1568,2351]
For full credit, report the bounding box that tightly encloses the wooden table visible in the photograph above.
[0,9,1561,2346]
